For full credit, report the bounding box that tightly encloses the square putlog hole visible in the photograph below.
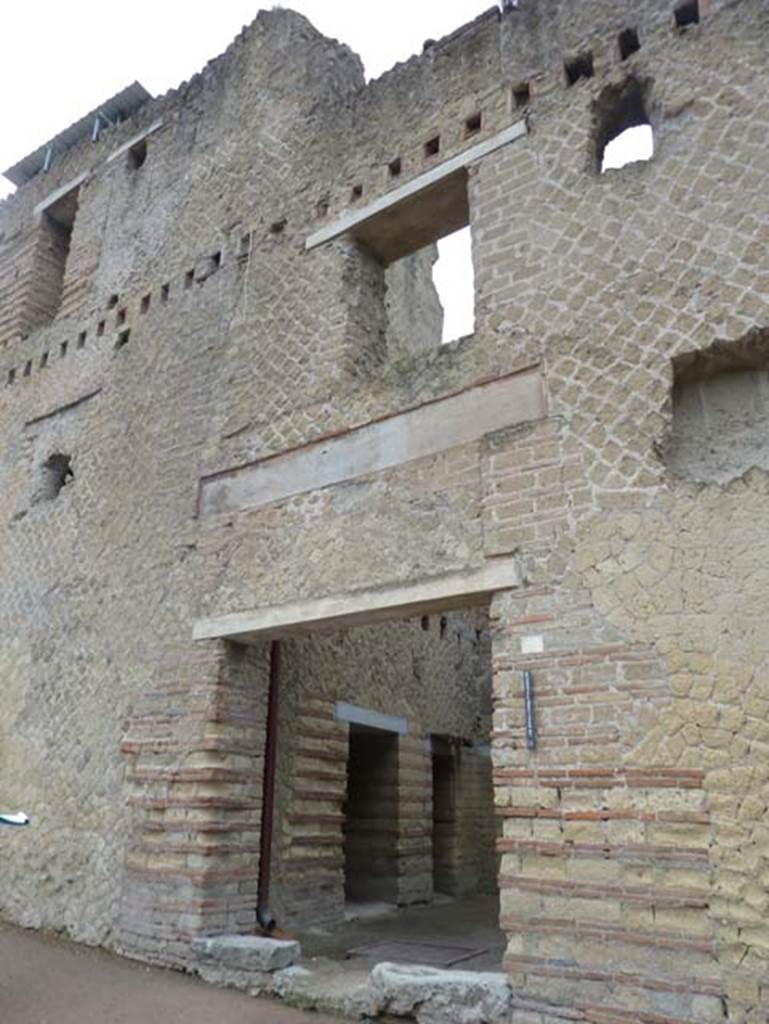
[565,52,594,86]
[513,82,531,108]
[674,0,700,27]
[424,136,440,158]
[618,27,641,60]
[464,112,482,137]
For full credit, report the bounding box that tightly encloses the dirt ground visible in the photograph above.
[0,920,342,1024]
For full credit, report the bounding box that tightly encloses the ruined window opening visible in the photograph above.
[33,453,73,504]
[666,330,769,484]
[434,226,475,344]
[116,308,127,326]
[7,368,15,386]
[60,341,68,358]
[115,328,131,350]
[97,320,105,337]
[565,52,594,86]
[424,136,441,159]
[421,615,430,631]
[388,157,402,178]
[33,185,80,327]
[77,330,87,348]
[513,82,531,109]
[315,197,329,219]
[107,293,119,309]
[127,138,147,170]
[385,223,475,354]
[674,0,699,28]
[184,269,194,290]
[23,360,32,377]
[270,219,287,236]
[618,27,641,60]
[351,184,363,201]
[352,149,477,355]
[140,294,151,314]
[595,78,654,173]
[160,283,170,303]
[40,351,49,369]
[464,112,482,137]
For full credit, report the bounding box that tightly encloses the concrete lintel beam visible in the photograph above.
[193,556,520,644]
[199,367,545,518]
[34,173,89,220]
[106,119,164,164]
[305,119,528,262]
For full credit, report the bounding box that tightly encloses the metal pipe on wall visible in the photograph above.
[257,638,282,933]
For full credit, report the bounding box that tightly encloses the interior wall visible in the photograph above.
[385,244,444,359]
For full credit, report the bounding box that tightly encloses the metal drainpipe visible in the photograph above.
[257,638,281,933]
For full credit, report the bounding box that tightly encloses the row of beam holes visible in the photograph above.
[345,107,499,206]
[4,247,228,387]
[564,0,698,88]
[4,140,149,382]
[563,9,693,173]
[347,3,699,202]
[322,3,698,210]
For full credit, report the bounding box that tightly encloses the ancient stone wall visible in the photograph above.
[1,2,768,1021]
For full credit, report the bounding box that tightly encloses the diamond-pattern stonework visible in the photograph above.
[1,2,769,1022]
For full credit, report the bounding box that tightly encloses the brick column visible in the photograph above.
[481,416,723,1022]
[490,586,722,1024]
[118,640,268,966]
[279,697,348,928]
[396,730,433,906]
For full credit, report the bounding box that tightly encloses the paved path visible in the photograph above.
[0,921,341,1024]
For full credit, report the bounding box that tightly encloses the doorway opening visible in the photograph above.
[344,724,399,909]
[268,604,503,972]
[431,738,457,896]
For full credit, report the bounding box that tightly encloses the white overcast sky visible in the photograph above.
[0,1,489,199]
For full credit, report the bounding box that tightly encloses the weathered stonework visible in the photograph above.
[1,2,769,1022]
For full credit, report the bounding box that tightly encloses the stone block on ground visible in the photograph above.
[370,961,512,1024]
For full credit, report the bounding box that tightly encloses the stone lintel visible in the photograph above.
[305,119,528,262]
[193,556,521,644]
[335,703,409,735]
[199,367,545,518]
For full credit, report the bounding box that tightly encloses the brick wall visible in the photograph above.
[118,641,268,963]
[1,2,768,1020]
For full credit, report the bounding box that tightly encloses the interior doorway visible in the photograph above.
[432,738,457,896]
[344,724,399,907]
